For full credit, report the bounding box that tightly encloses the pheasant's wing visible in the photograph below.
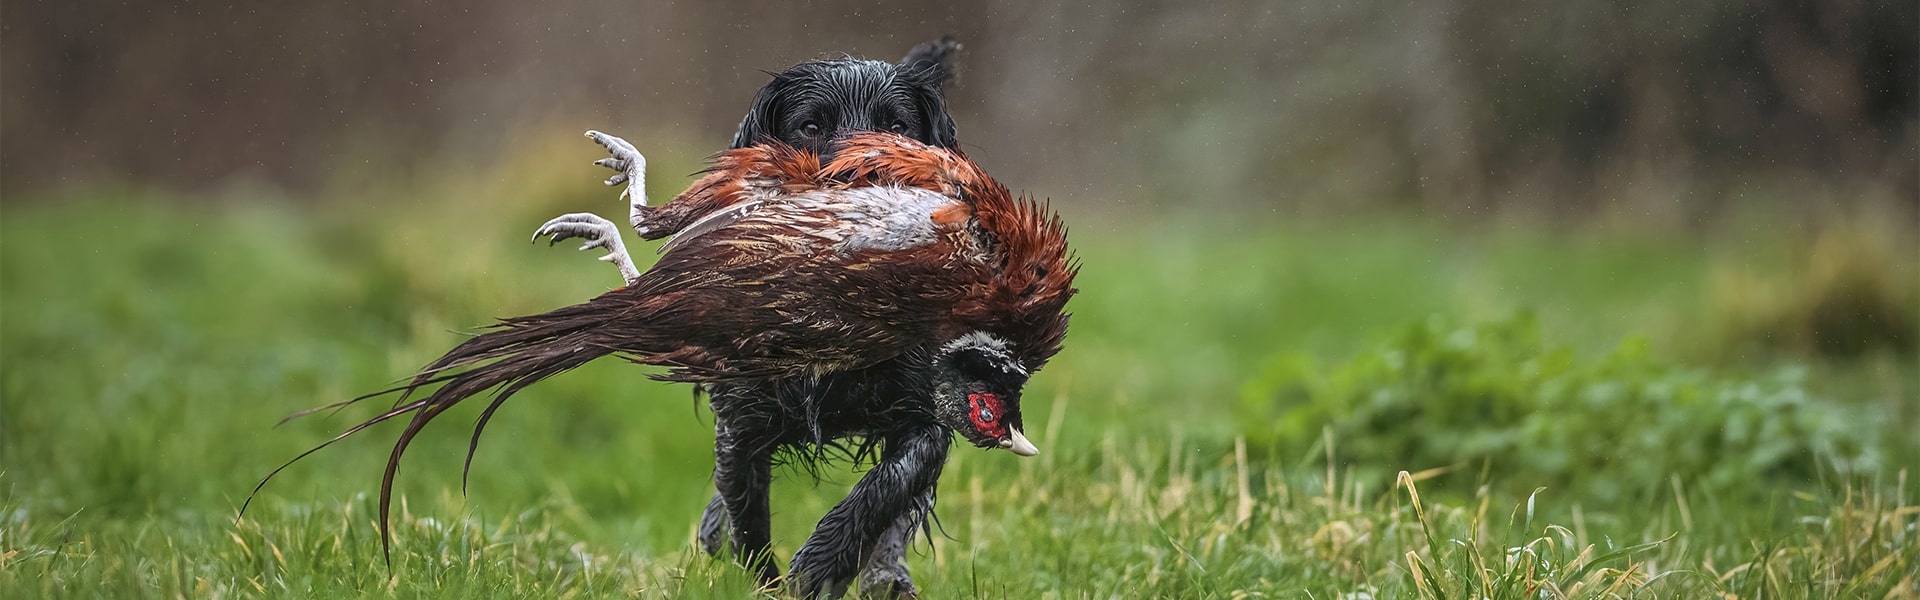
[598,185,983,382]
[634,143,822,240]
[656,200,764,256]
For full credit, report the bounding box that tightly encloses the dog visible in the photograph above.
[730,36,962,158]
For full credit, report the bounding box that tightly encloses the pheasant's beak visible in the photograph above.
[997,427,1040,457]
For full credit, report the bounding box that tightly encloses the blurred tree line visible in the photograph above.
[3,0,1913,218]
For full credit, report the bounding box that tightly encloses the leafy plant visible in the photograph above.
[1241,314,1879,501]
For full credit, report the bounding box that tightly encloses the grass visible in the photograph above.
[1,166,1915,597]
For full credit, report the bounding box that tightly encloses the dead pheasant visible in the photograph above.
[254,132,1076,598]
[524,38,977,597]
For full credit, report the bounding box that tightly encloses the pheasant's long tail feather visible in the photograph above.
[241,298,628,565]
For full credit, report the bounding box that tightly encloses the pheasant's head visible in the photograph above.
[929,332,1039,457]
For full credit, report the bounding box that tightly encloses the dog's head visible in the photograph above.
[732,36,961,157]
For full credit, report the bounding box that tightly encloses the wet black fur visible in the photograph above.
[731,36,961,159]
[249,299,1018,596]
[705,36,970,596]
[250,37,979,599]
[695,332,1031,595]
[699,350,969,587]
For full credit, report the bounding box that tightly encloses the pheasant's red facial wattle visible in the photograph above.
[966,392,1007,438]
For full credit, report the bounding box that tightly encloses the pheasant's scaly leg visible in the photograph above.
[531,212,641,285]
[583,130,652,236]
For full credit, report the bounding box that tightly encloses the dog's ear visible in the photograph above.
[911,86,959,150]
[898,35,962,90]
[732,72,792,149]
[900,36,962,149]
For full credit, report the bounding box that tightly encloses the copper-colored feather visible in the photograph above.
[630,142,823,239]
[249,132,1077,567]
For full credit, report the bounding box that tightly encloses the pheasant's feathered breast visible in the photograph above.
[819,134,1079,372]
[613,133,1077,381]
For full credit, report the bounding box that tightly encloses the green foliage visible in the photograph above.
[1242,314,1879,500]
[2,194,1913,598]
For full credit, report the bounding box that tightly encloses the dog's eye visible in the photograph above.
[889,121,907,133]
[801,122,822,137]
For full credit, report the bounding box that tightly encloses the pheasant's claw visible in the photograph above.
[531,213,607,245]
[584,129,648,207]
[585,129,640,161]
[531,212,641,286]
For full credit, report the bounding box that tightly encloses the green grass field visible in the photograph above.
[2,174,1915,598]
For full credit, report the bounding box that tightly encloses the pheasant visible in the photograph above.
[536,34,964,283]
[255,132,1076,598]
[537,38,969,596]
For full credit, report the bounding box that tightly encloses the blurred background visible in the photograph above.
[5,0,1915,217]
[2,1,1917,596]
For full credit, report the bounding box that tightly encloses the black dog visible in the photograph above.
[249,36,979,599]
[730,36,961,158]
[565,36,971,597]
[706,37,966,598]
